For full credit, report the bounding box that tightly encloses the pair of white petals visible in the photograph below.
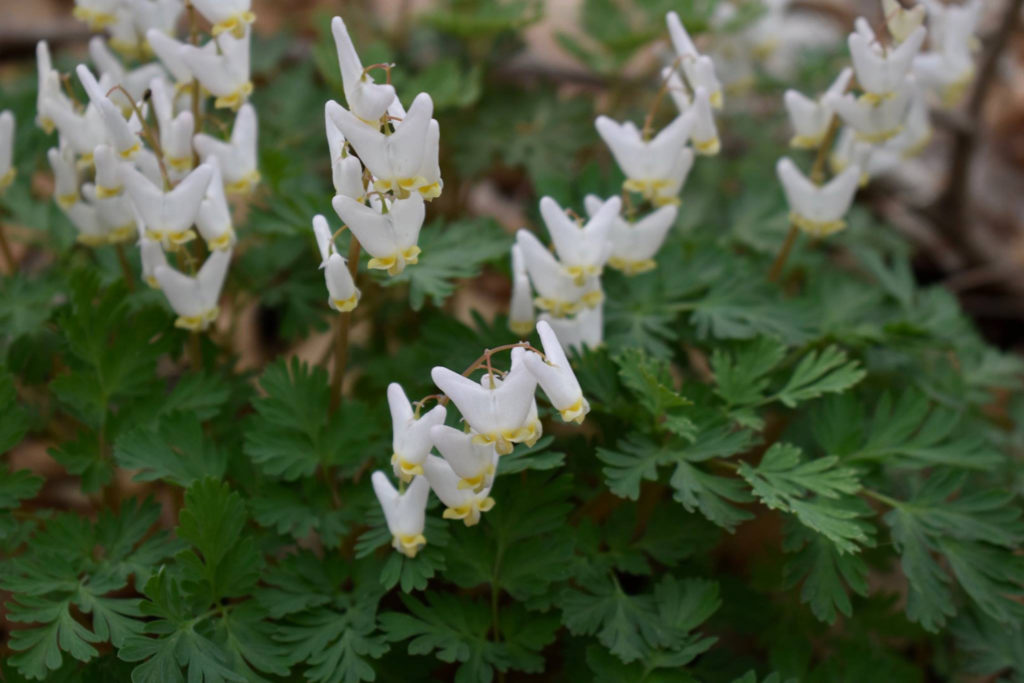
[595,114,695,206]
[312,215,360,312]
[776,157,860,237]
[665,11,724,109]
[515,230,603,318]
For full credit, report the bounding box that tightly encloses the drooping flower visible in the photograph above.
[331,16,397,124]
[35,42,71,134]
[508,244,535,337]
[515,229,603,317]
[881,0,925,45]
[430,425,499,492]
[687,87,720,156]
[122,162,213,245]
[191,0,255,39]
[523,320,590,424]
[776,157,861,237]
[595,114,695,205]
[913,0,980,106]
[196,159,236,251]
[179,29,252,110]
[538,195,620,285]
[93,144,123,198]
[665,11,723,108]
[371,471,430,557]
[784,67,853,149]
[430,348,538,456]
[325,106,366,200]
[0,111,15,193]
[81,183,135,243]
[332,193,425,276]
[312,214,360,312]
[88,36,165,108]
[847,18,925,101]
[422,455,495,527]
[153,247,232,331]
[539,305,604,355]
[826,86,913,144]
[193,103,260,195]
[387,383,447,482]
[139,231,167,289]
[72,0,120,30]
[62,200,106,246]
[47,143,80,209]
[584,194,677,275]
[76,65,142,161]
[150,78,195,179]
[145,29,194,84]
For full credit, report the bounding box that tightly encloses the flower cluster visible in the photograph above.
[36,0,259,332]
[311,17,443,312]
[372,320,587,557]
[508,11,722,353]
[777,0,982,239]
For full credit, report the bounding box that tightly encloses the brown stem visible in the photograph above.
[0,222,16,274]
[115,243,135,291]
[641,55,685,141]
[108,84,172,189]
[329,237,362,414]
[768,224,800,283]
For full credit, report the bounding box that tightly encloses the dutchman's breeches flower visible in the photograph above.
[847,20,925,101]
[524,321,590,424]
[826,87,913,144]
[76,65,142,161]
[666,10,724,108]
[372,471,430,557]
[193,103,260,195]
[515,229,604,317]
[540,305,604,355]
[595,113,695,206]
[422,455,495,527]
[331,16,398,124]
[122,163,213,246]
[312,215,361,313]
[431,348,538,456]
[196,159,236,251]
[179,29,252,110]
[48,144,80,209]
[192,0,255,39]
[332,193,426,276]
[539,195,619,285]
[153,248,232,332]
[430,425,499,492]
[387,383,447,482]
[776,157,861,237]
[508,245,535,337]
[584,195,677,275]
[784,67,852,149]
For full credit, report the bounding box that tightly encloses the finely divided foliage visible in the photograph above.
[1,0,1022,682]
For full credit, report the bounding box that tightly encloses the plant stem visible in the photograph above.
[0,222,16,274]
[768,112,842,282]
[188,332,202,371]
[115,243,135,291]
[329,237,361,414]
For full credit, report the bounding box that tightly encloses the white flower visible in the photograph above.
[62,200,107,246]
[72,0,120,30]
[88,36,165,104]
[0,111,15,193]
[508,244,535,337]
[913,0,979,107]
[327,93,441,200]
[139,232,167,289]
[312,214,360,312]
[81,183,136,243]
[47,143,79,209]
[145,29,194,84]
[192,0,255,39]
[688,87,720,156]
[921,0,980,54]
[76,65,142,161]
[776,157,861,237]
[784,67,853,149]
[826,86,913,144]
[430,348,538,456]
[371,471,430,557]
[538,195,619,284]
[106,6,143,59]
[154,247,232,331]
[48,97,107,160]
[386,382,447,482]
[129,0,183,43]
[122,162,213,244]
[422,455,495,527]
[847,19,925,100]
[196,159,235,251]
[193,103,259,194]
[539,305,604,355]
[36,42,71,134]
[662,66,691,112]
[583,195,676,276]
[666,11,723,108]
[595,114,695,205]
[150,78,195,178]
[829,127,874,184]
[523,320,590,424]
[881,0,925,44]
[332,193,425,276]
[331,16,397,124]
[93,144,124,198]
[325,109,367,200]
[430,425,499,493]
[179,29,252,110]
[515,229,603,317]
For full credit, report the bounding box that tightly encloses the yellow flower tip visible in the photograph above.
[95,184,122,199]
[709,90,724,110]
[559,398,589,424]
[330,293,360,313]
[790,212,846,238]
[858,91,895,106]
[393,533,426,557]
[107,225,135,243]
[166,156,193,173]
[390,453,424,480]
[146,229,167,242]
[0,168,16,193]
[752,40,779,60]
[76,234,107,247]
[494,438,514,456]
[57,192,81,209]
[509,320,535,337]
[145,276,160,289]
[77,153,95,170]
[790,134,823,150]
[374,179,393,192]
[368,255,397,273]
[402,246,421,265]
[118,142,141,160]
[652,195,681,207]
[443,505,471,521]
[695,137,720,156]
[168,229,197,246]
[214,82,254,111]
[39,119,56,135]
[209,231,235,251]
[855,125,903,144]
[457,475,484,491]
[608,257,656,276]
[224,170,261,195]
[580,290,604,309]
[419,183,442,200]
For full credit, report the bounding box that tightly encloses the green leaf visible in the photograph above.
[6,595,102,679]
[614,348,694,436]
[739,444,868,553]
[114,413,227,487]
[771,346,865,408]
[711,337,787,407]
[381,218,510,310]
[669,461,754,533]
[0,468,43,509]
[496,436,566,475]
[0,367,30,452]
